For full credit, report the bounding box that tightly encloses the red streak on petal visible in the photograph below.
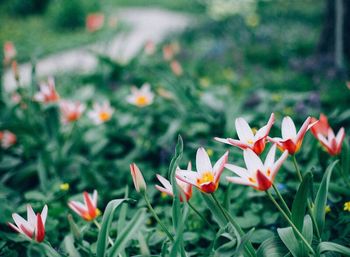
[35,213,45,242]
[20,224,33,239]
[256,170,272,191]
[84,192,97,219]
[253,138,266,155]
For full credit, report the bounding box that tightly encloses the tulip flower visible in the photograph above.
[176,148,228,194]
[215,113,275,155]
[88,101,114,125]
[59,100,85,124]
[267,116,317,155]
[86,13,105,32]
[225,145,288,191]
[144,40,156,55]
[155,163,193,202]
[310,114,345,156]
[170,60,183,76]
[3,41,16,64]
[34,77,60,103]
[68,190,100,221]
[130,163,147,193]
[126,83,154,107]
[8,204,48,242]
[0,130,16,149]
[162,42,180,61]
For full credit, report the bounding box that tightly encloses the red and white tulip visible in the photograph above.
[34,77,60,103]
[155,163,192,202]
[59,100,85,124]
[86,13,105,32]
[311,114,345,156]
[268,116,316,155]
[3,41,16,64]
[8,204,48,242]
[68,190,100,221]
[215,113,275,155]
[176,148,228,194]
[88,101,114,124]
[130,163,147,193]
[0,130,16,149]
[225,145,288,191]
[126,83,154,108]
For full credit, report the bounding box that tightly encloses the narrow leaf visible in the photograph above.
[317,242,350,256]
[108,209,147,257]
[277,227,301,257]
[291,172,312,231]
[256,236,288,257]
[96,199,128,257]
[313,160,338,235]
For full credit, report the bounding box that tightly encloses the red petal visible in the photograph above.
[84,192,97,219]
[253,138,266,155]
[35,213,45,242]
[256,170,272,191]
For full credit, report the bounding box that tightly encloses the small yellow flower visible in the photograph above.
[325,205,331,214]
[245,13,260,28]
[207,148,214,157]
[161,192,168,199]
[344,201,350,211]
[271,94,282,102]
[199,77,210,88]
[60,183,70,191]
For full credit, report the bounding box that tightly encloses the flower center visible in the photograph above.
[135,95,149,106]
[99,112,111,121]
[247,139,254,145]
[197,171,214,186]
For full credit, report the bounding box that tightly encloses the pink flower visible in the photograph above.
[170,60,183,76]
[59,100,85,124]
[88,101,114,125]
[144,40,156,55]
[162,42,180,61]
[8,204,48,242]
[268,116,317,155]
[155,163,192,202]
[130,163,147,193]
[311,114,345,156]
[225,145,288,191]
[34,77,60,103]
[68,190,100,221]
[86,13,105,32]
[215,113,275,155]
[176,148,228,194]
[3,41,16,64]
[0,130,16,148]
[126,83,154,107]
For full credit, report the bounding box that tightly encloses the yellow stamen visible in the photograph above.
[249,177,256,183]
[266,169,271,176]
[99,112,111,121]
[247,139,254,145]
[135,95,149,106]
[344,202,350,212]
[197,172,214,186]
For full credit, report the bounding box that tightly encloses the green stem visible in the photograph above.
[187,201,215,231]
[272,184,292,218]
[292,155,303,182]
[266,191,315,255]
[93,219,114,246]
[143,194,174,242]
[211,193,256,257]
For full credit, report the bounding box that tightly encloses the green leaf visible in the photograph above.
[96,199,128,257]
[62,234,81,257]
[277,227,302,257]
[201,194,227,228]
[291,172,312,231]
[108,209,146,257]
[233,228,255,257]
[317,242,350,256]
[302,215,313,245]
[313,160,338,235]
[256,236,288,257]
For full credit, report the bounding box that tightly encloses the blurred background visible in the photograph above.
[0,0,350,255]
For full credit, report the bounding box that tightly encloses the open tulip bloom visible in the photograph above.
[311,114,345,156]
[8,204,48,242]
[59,100,85,124]
[225,145,288,191]
[155,163,193,202]
[176,148,228,194]
[215,113,275,155]
[126,83,154,107]
[88,101,114,125]
[34,77,60,103]
[267,116,317,155]
[68,190,100,221]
